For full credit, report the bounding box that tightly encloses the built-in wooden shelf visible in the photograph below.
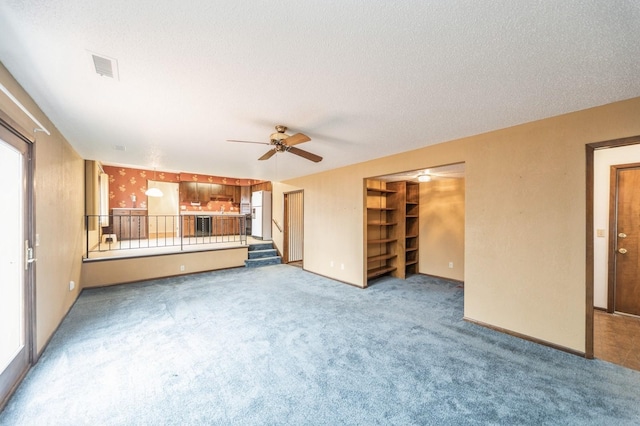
[367,265,397,279]
[367,238,397,244]
[365,179,402,284]
[367,253,398,262]
[367,187,397,193]
[366,178,420,284]
[379,180,420,280]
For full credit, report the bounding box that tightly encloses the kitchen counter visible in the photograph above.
[180,211,245,217]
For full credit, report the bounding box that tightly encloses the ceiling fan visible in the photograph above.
[227,125,322,163]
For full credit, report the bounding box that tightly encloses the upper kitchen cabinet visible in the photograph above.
[240,186,250,203]
[179,181,242,203]
[210,184,223,198]
[179,182,198,203]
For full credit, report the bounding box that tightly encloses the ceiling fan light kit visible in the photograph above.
[228,125,322,163]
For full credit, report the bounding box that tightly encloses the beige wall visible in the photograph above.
[284,97,640,352]
[420,178,465,281]
[81,248,247,288]
[0,63,85,354]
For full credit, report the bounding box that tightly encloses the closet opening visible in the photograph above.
[364,163,465,287]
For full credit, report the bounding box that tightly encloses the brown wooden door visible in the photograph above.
[611,165,640,316]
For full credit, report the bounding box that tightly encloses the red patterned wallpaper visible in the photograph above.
[103,165,262,210]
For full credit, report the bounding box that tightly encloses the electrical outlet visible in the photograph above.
[330,261,334,267]
[341,263,345,270]
[596,229,605,238]
[448,262,454,269]
[180,265,185,272]
[69,281,75,291]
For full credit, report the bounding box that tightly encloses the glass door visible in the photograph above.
[0,125,32,407]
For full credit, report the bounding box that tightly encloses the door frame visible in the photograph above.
[283,190,304,264]
[0,117,36,408]
[586,135,640,359]
[606,162,640,314]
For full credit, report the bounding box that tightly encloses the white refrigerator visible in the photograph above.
[251,190,272,240]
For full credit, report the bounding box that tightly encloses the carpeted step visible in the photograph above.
[244,256,282,268]
[248,248,278,259]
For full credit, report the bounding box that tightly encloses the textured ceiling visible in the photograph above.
[0,1,639,181]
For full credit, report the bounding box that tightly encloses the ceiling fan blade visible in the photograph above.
[287,146,322,163]
[258,149,277,161]
[284,133,311,146]
[227,139,270,145]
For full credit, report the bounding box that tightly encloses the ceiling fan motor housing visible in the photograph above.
[270,125,289,143]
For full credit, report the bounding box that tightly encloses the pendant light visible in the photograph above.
[145,168,163,197]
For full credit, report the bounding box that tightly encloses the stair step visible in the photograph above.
[248,248,278,259]
[244,256,282,268]
[248,243,275,251]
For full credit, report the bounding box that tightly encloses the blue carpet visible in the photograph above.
[1,265,639,425]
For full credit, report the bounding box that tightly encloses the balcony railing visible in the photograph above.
[85,214,248,259]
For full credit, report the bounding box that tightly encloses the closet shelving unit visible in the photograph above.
[404,181,420,276]
[365,179,419,285]
[365,180,398,281]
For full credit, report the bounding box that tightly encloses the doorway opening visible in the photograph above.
[147,181,180,238]
[364,163,465,287]
[587,135,640,369]
[0,124,34,409]
[283,190,303,265]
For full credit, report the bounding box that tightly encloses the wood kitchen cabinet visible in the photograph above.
[198,183,211,204]
[181,214,242,237]
[179,182,242,203]
[225,185,234,199]
[211,184,223,198]
[240,186,250,204]
[179,182,199,203]
[182,215,196,237]
[112,209,147,240]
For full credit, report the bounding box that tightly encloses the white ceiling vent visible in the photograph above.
[88,51,119,80]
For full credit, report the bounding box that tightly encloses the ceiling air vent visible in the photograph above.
[89,52,119,80]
